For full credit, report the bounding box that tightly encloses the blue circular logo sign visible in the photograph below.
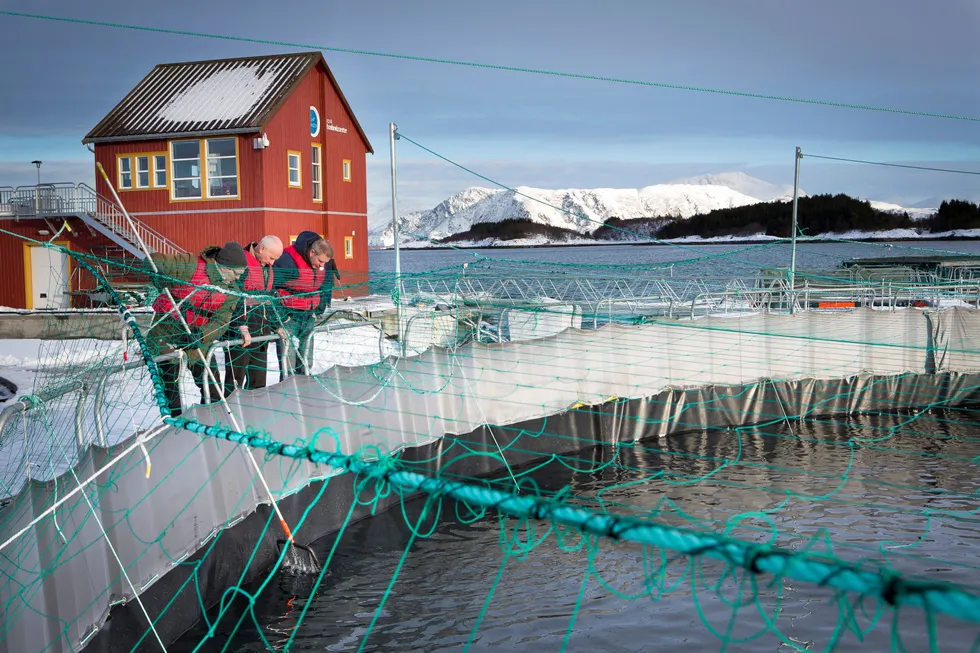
[310,106,320,137]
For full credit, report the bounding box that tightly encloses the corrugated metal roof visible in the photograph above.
[83,52,318,143]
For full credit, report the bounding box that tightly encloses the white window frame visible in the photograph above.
[169,138,239,200]
[118,157,133,190]
[206,138,238,198]
[311,144,322,202]
[344,235,354,259]
[153,154,168,189]
[288,151,302,188]
[135,156,150,189]
[170,140,203,199]
[342,158,351,183]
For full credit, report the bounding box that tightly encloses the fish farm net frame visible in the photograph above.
[1,239,980,653]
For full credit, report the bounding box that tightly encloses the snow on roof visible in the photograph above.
[156,63,285,124]
[82,52,318,142]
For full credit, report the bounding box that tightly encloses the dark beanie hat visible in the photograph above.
[214,241,247,267]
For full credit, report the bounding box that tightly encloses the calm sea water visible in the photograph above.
[175,414,980,653]
[366,239,980,277]
[173,242,980,652]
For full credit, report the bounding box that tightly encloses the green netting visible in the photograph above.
[2,225,980,653]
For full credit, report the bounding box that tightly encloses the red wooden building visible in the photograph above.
[0,51,373,309]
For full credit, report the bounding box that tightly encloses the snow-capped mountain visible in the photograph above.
[907,193,980,209]
[370,183,761,247]
[669,171,804,202]
[367,172,947,247]
[868,200,936,221]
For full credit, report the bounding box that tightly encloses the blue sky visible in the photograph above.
[1,0,978,220]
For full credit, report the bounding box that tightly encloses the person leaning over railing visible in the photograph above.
[145,242,247,416]
[223,235,283,396]
[272,230,333,376]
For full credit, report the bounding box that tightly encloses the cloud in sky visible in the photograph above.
[1,0,978,213]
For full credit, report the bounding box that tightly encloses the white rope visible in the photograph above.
[0,424,168,553]
[52,427,169,652]
[452,334,519,490]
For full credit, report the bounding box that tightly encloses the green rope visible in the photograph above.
[1,10,978,122]
[167,418,980,625]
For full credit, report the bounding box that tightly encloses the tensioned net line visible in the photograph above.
[0,10,977,642]
[3,162,980,653]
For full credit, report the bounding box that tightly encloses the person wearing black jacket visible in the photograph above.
[322,256,341,308]
[272,231,333,376]
[223,235,283,396]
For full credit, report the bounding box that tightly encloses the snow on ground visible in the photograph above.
[414,235,597,249]
[0,323,398,499]
[816,228,925,241]
[0,375,16,402]
[665,233,782,244]
[0,306,153,313]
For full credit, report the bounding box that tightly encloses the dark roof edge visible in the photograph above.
[82,128,260,145]
[153,50,320,69]
[82,66,160,142]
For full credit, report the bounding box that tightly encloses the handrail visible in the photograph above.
[497,303,581,342]
[202,335,283,404]
[0,181,185,255]
[297,319,387,377]
[93,351,184,446]
[0,381,86,437]
[76,183,186,255]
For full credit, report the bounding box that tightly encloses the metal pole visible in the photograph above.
[32,160,41,216]
[789,146,802,314]
[389,122,402,349]
[389,123,400,284]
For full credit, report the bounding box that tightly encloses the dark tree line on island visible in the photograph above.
[656,195,980,239]
[434,196,980,244]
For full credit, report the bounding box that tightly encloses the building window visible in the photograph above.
[288,151,302,188]
[170,138,239,200]
[171,140,202,199]
[117,152,168,191]
[153,154,167,188]
[207,138,238,197]
[135,156,150,189]
[344,235,354,259]
[118,156,132,189]
[311,144,322,202]
[342,159,351,183]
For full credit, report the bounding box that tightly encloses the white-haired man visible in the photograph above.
[224,235,283,395]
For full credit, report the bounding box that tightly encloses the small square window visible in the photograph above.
[135,156,150,189]
[118,157,132,189]
[311,144,322,202]
[153,155,167,188]
[344,235,354,259]
[342,159,351,183]
[288,151,302,188]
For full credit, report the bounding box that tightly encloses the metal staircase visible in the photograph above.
[0,182,185,258]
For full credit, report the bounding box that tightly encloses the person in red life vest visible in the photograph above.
[145,242,247,416]
[272,231,333,376]
[223,235,283,396]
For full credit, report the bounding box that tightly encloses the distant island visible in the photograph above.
[423,196,980,247]
[367,174,980,249]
